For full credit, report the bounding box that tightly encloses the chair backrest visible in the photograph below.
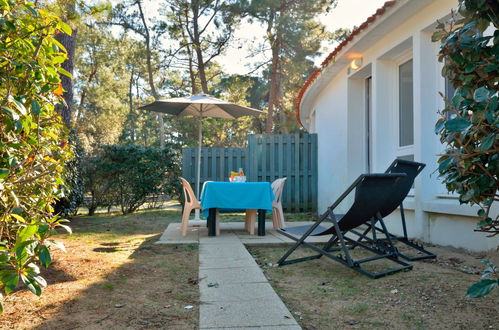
[271,178,287,203]
[180,177,199,205]
[379,159,425,217]
[321,174,406,234]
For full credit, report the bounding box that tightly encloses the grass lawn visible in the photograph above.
[2,204,497,329]
[1,206,199,330]
[248,244,499,330]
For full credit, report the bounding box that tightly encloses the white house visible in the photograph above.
[297,0,498,252]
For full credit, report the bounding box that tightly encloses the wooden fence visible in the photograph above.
[182,134,318,212]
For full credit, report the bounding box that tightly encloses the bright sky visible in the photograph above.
[219,0,388,75]
[128,0,388,75]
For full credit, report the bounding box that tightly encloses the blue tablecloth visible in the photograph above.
[200,182,274,217]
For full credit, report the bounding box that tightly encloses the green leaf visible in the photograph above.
[15,240,36,264]
[38,245,51,268]
[445,118,471,132]
[473,87,489,103]
[49,240,66,252]
[435,119,445,134]
[58,21,72,35]
[5,20,15,30]
[466,279,498,298]
[0,168,9,179]
[9,96,27,115]
[1,271,19,295]
[17,225,37,243]
[57,224,72,234]
[438,157,453,173]
[21,274,42,296]
[57,66,72,78]
[480,134,495,151]
[10,213,25,223]
[31,100,41,115]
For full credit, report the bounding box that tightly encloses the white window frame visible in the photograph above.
[395,51,415,160]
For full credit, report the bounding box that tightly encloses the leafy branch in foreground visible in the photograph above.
[433,0,498,298]
[0,1,73,313]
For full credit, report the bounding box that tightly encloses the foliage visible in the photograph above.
[74,24,136,152]
[83,145,181,214]
[81,154,113,215]
[465,259,498,298]
[53,129,85,217]
[247,0,338,133]
[434,0,498,232]
[433,0,498,298]
[0,1,73,312]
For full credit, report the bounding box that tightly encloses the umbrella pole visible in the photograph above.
[194,112,203,220]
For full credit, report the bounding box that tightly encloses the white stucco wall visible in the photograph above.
[314,67,350,214]
[305,0,499,252]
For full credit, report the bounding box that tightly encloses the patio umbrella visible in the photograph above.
[139,94,264,219]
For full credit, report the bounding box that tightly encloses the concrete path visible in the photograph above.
[156,221,329,329]
[198,234,301,329]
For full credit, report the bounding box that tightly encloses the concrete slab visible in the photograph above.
[200,243,252,259]
[199,256,257,270]
[155,222,200,244]
[199,266,267,285]
[200,282,282,303]
[200,299,298,328]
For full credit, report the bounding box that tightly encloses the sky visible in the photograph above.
[219,0,388,75]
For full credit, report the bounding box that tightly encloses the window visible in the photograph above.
[398,59,414,147]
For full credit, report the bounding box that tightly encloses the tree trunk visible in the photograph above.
[56,24,76,127]
[76,63,98,122]
[266,35,281,134]
[137,0,165,147]
[191,0,209,93]
[128,69,136,142]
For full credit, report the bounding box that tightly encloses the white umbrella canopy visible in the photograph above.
[139,94,264,219]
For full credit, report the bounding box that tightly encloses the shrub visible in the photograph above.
[0,1,73,312]
[83,145,181,214]
[53,129,85,217]
[433,0,498,297]
[82,155,114,216]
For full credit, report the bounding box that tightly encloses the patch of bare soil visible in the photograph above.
[0,210,199,330]
[249,243,499,330]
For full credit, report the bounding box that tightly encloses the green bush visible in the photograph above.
[83,145,181,214]
[53,129,85,217]
[0,1,73,312]
[433,0,498,298]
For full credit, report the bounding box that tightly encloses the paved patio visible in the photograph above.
[157,221,329,329]
[156,221,330,245]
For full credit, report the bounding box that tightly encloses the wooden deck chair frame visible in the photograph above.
[179,177,203,236]
[277,174,413,279]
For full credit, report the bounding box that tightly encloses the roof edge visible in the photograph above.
[296,0,397,128]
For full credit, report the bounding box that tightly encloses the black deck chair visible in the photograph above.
[349,159,436,261]
[276,173,413,279]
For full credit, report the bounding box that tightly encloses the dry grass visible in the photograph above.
[1,207,199,330]
[249,243,499,330]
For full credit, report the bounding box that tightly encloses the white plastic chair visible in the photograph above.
[271,178,287,229]
[179,177,203,236]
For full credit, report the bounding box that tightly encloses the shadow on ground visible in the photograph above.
[2,208,200,330]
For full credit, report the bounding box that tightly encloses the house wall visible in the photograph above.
[308,0,499,252]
